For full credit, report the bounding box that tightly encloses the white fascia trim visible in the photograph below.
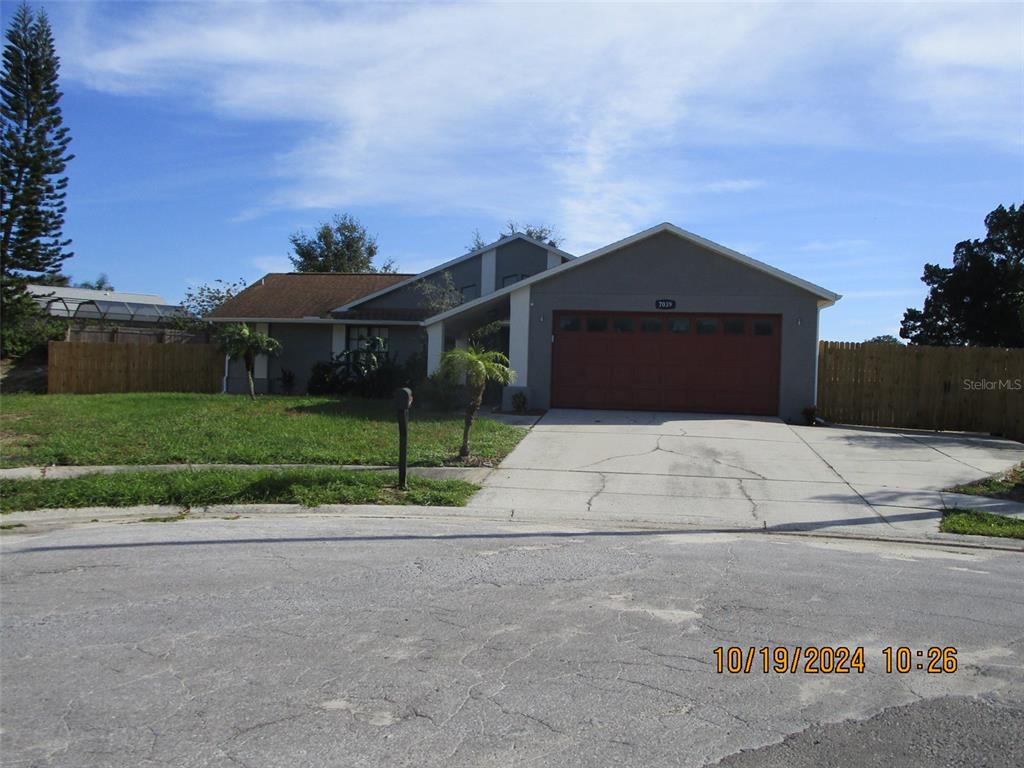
[421,222,842,326]
[208,317,423,325]
[332,234,577,313]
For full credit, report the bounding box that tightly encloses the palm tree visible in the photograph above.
[218,323,282,400]
[440,346,515,459]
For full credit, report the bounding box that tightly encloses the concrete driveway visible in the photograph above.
[469,409,1024,538]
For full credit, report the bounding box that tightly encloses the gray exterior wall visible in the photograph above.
[226,323,332,395]
[494,240,549,291]
[225,356,260,395]
[386,326,426,370]
[226,323,425,395]
[518,231,823,422]
[268,323,332,393]
[358,257,483,310]
[354,241,557,311]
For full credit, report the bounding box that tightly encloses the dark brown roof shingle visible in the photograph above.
[209,273,412,320]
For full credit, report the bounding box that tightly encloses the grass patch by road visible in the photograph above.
[947,462,1024,503]
[0,468,478,512]
[940,508,1024,540]
[0,393,524,468]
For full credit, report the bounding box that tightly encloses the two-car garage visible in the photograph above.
[426,223,839,423]
[551,311,782,415]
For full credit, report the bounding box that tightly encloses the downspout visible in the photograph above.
[812,304,823,407]
[222,354,230,394]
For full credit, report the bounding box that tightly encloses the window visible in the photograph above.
[459,284,479,301]
[696,318,718,335]
[613,316,634,333]
[502,274,526,288]
[640,318,662,333]
[348,326,390,351]
[669,318,690,334]
[724,318,745,335]
[586,316,608,332]
[559,316,581,331]
[753,320,774,336]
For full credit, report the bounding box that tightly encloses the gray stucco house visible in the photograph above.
[211,223,840,421]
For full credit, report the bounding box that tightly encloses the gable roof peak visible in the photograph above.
[421,222,842,325]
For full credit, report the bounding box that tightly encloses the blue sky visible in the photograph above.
[29,0,1024,340]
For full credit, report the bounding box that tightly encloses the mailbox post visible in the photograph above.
[394,387,413,489]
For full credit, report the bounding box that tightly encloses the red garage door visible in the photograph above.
[552,311,781,415]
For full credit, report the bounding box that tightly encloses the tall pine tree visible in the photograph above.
[1,2,73,357]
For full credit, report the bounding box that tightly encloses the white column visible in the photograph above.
[426,322,444,375]
[509,285,530,385]
[331,325,346,357]
[481,248,496,295]
[254,322,269,379]
[546,250,561,270]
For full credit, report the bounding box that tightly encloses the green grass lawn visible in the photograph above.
[0,393,525,468]
[940,508,1024,540]
[0,468,478,512]
[947,462,1024,503]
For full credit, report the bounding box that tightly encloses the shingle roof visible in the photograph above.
[209,273,413,320]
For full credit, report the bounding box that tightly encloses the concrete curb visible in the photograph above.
[2,502,1020,552]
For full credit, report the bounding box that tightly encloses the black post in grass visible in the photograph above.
[394,387,413,489]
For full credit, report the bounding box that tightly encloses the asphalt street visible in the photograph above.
[1,516,1022,767]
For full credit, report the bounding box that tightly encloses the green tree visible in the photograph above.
[466,228,488,252]
[75,273,113,290]
[501,220,562,247]
[177,277,246,333]
[900,203,1024,347]
[289,213,395,273]
[465,221,564,253]
[218,323,282,400]
[1,3,74,357]
[864,334,902,345]
[440,346,515,458]
[416,270,463,314]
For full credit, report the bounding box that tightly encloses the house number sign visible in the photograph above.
[655,299,676,309]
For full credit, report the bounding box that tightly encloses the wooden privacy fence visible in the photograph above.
[67,326,208,345]
[817,341,1024,440]
[48,341,224,394]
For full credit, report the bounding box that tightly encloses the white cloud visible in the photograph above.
[61,1,1024,242]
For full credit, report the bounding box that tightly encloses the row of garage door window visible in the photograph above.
[558,316,774,336]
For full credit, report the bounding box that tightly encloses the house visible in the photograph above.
[210,223,840,421]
